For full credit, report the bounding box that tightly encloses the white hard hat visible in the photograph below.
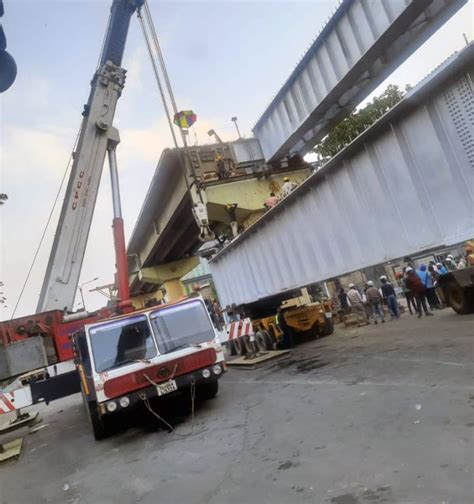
[379,275,387,281]
[405,266,413,272]
[367,280,374,286]
[447,254,454,259]
[348,283,355,288]
[446,257,453,262]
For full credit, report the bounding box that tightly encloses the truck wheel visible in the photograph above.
[197,380,219,401]
[445,284,474,314]
[85,400,107,440]
[255,331,267,352]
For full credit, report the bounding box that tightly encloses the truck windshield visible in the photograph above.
[89,315,157,373]
[150,300,215,354]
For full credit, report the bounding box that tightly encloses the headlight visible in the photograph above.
[119,396,130,408]
[106,401,117,412]
[212,364,222,375]
[202,368,211,378]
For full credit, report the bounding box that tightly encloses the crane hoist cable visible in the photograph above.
[137,3,214,241]
[11,127,82,319]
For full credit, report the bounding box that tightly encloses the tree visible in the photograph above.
[313,84,407,160]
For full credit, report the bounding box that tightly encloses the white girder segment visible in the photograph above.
[211,48,474,307]
[253,0,467,162]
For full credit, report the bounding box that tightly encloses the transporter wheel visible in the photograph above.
[244,336,256,354]
[196,380,219,401]
[262,330,274,350]
[255,330,267,352]
[445,283,474,314]
[232,337,245,356]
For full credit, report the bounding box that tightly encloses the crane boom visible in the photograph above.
[36,0,144,313]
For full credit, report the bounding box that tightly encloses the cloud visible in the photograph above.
[1,125,74,181]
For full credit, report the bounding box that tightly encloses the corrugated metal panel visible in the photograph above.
[253,0,467,162]
[211,46,474,307]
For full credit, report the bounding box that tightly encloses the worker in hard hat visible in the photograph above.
[445,254,456,271]
[365,280,385,324]
[281,176,297,198]
[404,267,433,318]
[346,284,367,326]
[380,276,400,319]
[215,154,227,179]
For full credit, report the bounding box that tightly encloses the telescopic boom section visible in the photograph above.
[36,0,144,313]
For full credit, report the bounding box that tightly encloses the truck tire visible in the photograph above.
[85,398,107,440]
[445,283,474,314]
[197,380,219,401]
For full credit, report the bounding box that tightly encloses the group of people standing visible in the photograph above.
[341,277,400,326]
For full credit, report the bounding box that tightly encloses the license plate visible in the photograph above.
[156,379,178,397]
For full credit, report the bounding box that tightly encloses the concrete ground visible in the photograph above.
[0,309,472,504]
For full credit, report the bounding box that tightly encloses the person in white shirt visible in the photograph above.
[281,176,297,197]
[346,284,367,326]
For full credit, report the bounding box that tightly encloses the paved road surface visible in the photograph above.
[0,309,473,504]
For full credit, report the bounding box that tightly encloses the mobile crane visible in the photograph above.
[0,0,225,439]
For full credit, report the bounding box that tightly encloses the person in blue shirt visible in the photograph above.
[417,264,440,310]
[436,262,449,275]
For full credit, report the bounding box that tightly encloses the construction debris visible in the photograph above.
[0,438,23,463]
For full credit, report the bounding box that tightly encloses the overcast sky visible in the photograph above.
[0,0,472,318]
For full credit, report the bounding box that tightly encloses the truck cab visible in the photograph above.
[74,297,226,439]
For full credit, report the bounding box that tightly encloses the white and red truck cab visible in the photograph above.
[74,296,226,439]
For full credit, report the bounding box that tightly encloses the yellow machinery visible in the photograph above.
[250,290,334,352]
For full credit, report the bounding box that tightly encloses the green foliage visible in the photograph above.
[313,84,407,160]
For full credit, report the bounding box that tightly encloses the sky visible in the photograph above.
[0,0,473,318]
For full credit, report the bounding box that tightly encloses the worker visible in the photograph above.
[338,287,350,314]
[436,262,448,275]
[276,307,293,349]
[215,155,227,179]
[365,280,385,324]
[264,192,279,210]
[405,267,433,318]
[465,246,474,267]
[281,176,297,197]
[417,264,440,310]
[456,256,466,269]
[346,284,367,326]
[445,254,456,271]
[380,276,400,319]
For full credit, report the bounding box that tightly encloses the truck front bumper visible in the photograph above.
[99,361,226,415]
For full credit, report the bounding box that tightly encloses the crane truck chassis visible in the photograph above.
[1,297,226,440]
[0,0,218,439]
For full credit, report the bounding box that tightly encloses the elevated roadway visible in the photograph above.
[253,0,467,162]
